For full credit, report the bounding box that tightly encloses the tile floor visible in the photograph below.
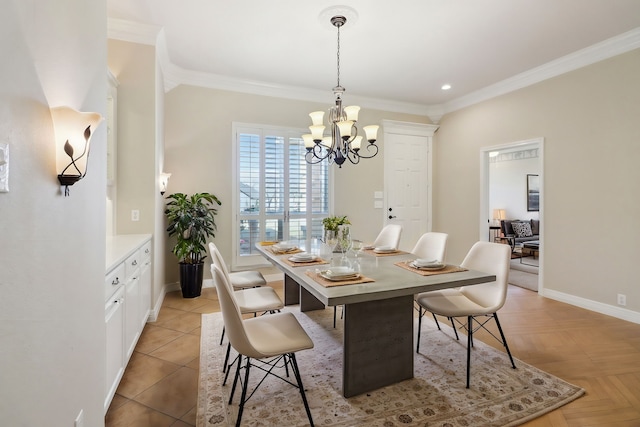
[105,282,285,427]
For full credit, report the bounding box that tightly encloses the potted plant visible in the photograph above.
[165,192,221,298]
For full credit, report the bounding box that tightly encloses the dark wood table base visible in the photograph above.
[284,274,414,397]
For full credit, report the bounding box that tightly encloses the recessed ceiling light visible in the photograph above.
[441,84,451,90]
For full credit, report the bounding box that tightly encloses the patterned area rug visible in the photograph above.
[197,308,583,427]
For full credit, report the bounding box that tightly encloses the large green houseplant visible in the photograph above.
[165,192,221,298]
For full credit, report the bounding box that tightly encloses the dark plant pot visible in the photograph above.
[179,262,204,298]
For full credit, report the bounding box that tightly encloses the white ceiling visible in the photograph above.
[107,0,640,119]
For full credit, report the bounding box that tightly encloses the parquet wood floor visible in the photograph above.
[106,281,640,427]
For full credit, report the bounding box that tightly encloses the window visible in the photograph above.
[233,124,330,267]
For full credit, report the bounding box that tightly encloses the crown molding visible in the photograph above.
[107,18,161,45]
[443,27,640,115]
[107,19,640,124]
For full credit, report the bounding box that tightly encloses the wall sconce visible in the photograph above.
[159,172,171,195]
[51,106,103,196]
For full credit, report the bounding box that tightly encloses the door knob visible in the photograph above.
[388,215,396,219]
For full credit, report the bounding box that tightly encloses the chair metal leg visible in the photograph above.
[493,313,516,369]
[220,326,225,345]
[289,353,314,427]
[416,306,423,353]
[450,317,459,340]
[333,306,337,328]
[236,357,251,427]
[466,316,472,388]
[229,354,242,404]
[222,342,232,373]
[432,312,441,330]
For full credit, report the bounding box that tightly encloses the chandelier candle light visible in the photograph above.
[302,14,379,168]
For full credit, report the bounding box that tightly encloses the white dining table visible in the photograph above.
[255,242,495,398]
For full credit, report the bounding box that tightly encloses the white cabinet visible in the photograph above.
[104,235,152,413]
[105,286,124,407]
[124,250,141,359]
[139,241,152,329]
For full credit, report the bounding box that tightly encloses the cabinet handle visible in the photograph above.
[131,260,138,266]
[112,277,120,286]
[145,248,150,254]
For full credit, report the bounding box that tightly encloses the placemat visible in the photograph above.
[361,249,409,257]
[394,260,467,276]
[305,270,375,287]
[281,257,329,267]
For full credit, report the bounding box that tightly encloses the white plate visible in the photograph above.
[289,254,316,262]
[274,242,297,251]
[374,247,397,253]
[410,262,446,271]
[319,270,360,281]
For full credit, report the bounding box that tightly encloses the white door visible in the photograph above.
[383,121,439,251]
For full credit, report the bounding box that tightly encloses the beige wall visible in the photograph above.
[163,86,430,283]
[108,39,168,315]
[0,0,107,425]
[434,49,640,316]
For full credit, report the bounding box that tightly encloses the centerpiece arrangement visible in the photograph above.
[322,215,351,253]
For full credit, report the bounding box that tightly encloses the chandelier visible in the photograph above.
[302,15,379,168]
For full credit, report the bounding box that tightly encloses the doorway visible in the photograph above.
[480,138,544,292]
[382,120,439,251]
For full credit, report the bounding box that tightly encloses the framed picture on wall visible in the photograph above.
[527,174,539,211]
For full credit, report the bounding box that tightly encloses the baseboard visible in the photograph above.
[542,288,640,325]
[148,285,170,322]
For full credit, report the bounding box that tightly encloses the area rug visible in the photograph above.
[197,308,583,427]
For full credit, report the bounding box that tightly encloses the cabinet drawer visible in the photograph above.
[125,250,141,280]
[140,241,152,262]
[105,263,125,302]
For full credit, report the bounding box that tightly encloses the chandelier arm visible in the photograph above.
[353,143,379,159]
[345,149,361,165]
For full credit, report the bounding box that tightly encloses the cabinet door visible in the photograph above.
[124,274,140,359]
[139,256,151,328]
[105,287,125,412]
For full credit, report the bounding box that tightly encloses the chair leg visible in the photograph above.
[493,313,516,369]
[223,353,242,386]
[431,312,441,330]
[466,316,472,388]
[289,353,314,427]
[416,306,423,353]
[236,356,251,427]
[229,354,242,404]
[220,326,225,345]
[333,306,337,328]
[446,317,458,340]
[222,342,231,373]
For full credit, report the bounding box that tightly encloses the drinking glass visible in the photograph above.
[351,239,363,258]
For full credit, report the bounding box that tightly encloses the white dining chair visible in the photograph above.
[213,265,315,427]
[208,242,266,290]
[209,242,283,372]
[411,232,448,262]
[371,223,403,249]
[415,241,516,388]
[411,232,453,333]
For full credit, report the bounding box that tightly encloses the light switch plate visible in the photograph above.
[374,191,383,199]
[0,143,8,192]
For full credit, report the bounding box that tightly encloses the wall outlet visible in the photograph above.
[617,294,626,307]
[131,209,140,221]
[74,409,84,427]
